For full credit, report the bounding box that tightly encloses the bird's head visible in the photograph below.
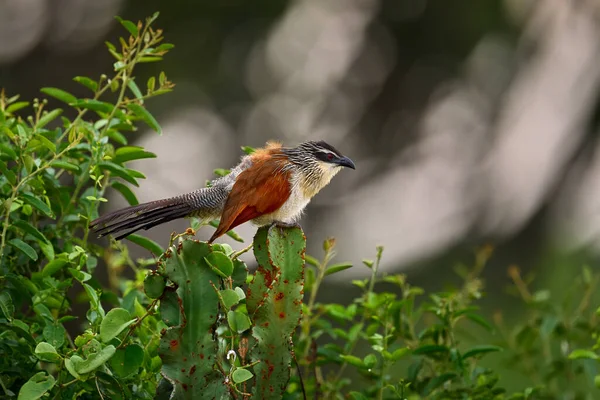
[294,140,356,171]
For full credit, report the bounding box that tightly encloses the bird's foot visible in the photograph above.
[268,221,302,236]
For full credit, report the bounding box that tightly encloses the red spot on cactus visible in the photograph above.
[190,365,196,375]
[200,353,204,359]
[275,292,284,301]
[279,312,285,319]
[170,339,179,351]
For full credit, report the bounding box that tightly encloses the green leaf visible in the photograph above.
[37,109,63,129]
[41,87,77,104]
[35,342,61,363]
[114,146,157,163]
[17,372,56,400]
[363,354,377,368]
[127,103,161,134]
[462,345,503,360]
[21,193,54,218]
[71,99,116,114]
[241,146,255,155]
[0,292,14,321]
[69,267,92,283]
[232,368,253,384]
[0,159,17,185]
[569,349,599,360]
[391,347,410,361]
[73,76,98,92]
[348,392,369,400]
[463,312,493,332]
[111,182,139,206]
[144,273,166,299]
[325,262,353,276]
[9,238,38,261]
[127,79,144,102]
[50,160,80,172]
[413,345,449,356]
[205,251,234,278]
[109,344,144,378]
[71,345,116,374]
[0,143,17,160]
[423,372,457,395]
[227,310,251,333]
[13,220,49,244]
[43,323,66,348]
[6,101,30,113]
[220,289,240,309]
[339,355,364,368]
[126,234,164,256]
[99,308,136,343]
[115,16,139,37]
[97,161,139,186]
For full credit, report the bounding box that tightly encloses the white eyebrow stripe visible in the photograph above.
[317,149,338,156]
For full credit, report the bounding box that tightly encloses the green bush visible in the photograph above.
[2,12,600,400]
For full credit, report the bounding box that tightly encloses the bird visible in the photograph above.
[90,140,356,243]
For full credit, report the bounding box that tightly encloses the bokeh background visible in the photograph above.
[2,0,600,392]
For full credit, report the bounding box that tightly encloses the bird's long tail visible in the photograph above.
[90,186,228,240]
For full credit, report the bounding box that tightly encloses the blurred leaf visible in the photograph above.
[126,80,144,102]
[42,259,68,277]
[35,342,61,363]
[43,323,66,348]
[73,76,98,92]
[0,292,14,321]
[12,220,49,244]
[339,355,364,368]
[0,160,17,185]
[220,289,240,310]
[111,182,139,206]
[462,345,503,360]
[21,193,54,218]
[9,239,37,261]
[41,87,77,104]
[97,161,139,186]
[227,310,251,333]
[205,252,234,278]
[110,344,144,378]
[115,16,138,37]
[6,101,29,113]
[50,160,80,172]
[37,109,63,129]
[17,372,55,400]
[241,146,255,155]
[325,262,353,276]
[127,103,161,134]
[232,368,253,384]
[413,345,449,356]
[99,308,136,343]
[0,143,17,160]
[71,345,116,374]
[423,373,457,395]
[114,146,156,163]
[126,234,164,256]
[569,349,599,360]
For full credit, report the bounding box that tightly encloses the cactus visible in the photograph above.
[156,239,230,399]
[249,226,306,399]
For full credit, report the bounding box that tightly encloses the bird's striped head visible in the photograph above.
[291,140,356,170]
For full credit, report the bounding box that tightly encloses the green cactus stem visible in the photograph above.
[157,239,230,399]
[249,225,306,399]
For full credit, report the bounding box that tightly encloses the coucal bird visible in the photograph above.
[90,140,355,243]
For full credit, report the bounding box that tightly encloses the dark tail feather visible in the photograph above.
[90,198,193,240]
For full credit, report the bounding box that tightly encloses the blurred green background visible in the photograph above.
[2,0,600,393]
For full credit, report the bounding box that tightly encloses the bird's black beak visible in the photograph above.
[337,156,356,169]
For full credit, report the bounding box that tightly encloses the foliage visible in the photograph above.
[2,11,600,400]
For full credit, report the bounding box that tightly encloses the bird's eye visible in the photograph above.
[326,153,334,161]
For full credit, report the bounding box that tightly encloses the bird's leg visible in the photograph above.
[268,221,302,236]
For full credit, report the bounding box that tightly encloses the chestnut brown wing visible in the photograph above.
[208,157,291,243]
